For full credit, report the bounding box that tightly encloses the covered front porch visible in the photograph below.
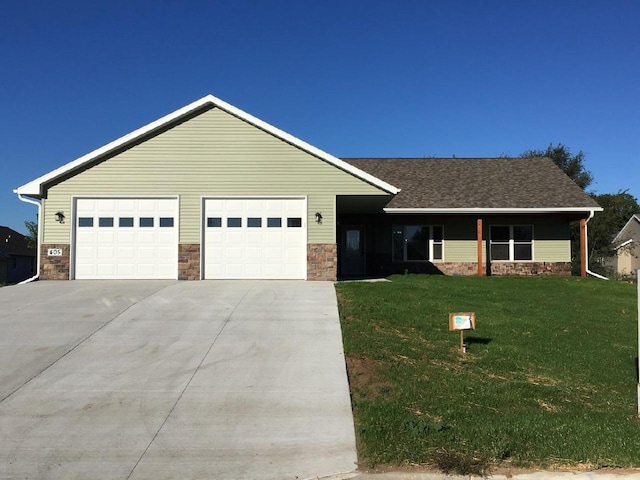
[335,195,590,279]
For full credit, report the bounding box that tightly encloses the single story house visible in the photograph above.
[609,213,640,277]
[14,94,601,281]
[0,226,36,284]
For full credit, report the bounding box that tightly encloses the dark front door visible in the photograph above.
[341,226,365,277]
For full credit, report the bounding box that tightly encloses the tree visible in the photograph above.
[520,143,593,190]
[24,220,37,249]
[587,191,640,275]
[520,143,596,274]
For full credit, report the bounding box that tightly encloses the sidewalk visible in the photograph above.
[321,470,640,480]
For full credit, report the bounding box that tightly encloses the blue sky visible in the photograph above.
[2,1,639,234]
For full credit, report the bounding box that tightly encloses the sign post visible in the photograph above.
[449,312,476,353]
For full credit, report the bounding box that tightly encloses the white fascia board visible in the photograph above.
[615,239,634,250]
[14,94,399,197]
[383,207,604,214]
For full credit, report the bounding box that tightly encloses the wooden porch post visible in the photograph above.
[477,218,483,277]
[580,218,587,278]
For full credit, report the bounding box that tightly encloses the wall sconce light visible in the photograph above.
[55,211,65,224]
[315,212,323,224]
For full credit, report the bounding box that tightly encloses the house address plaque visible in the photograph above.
[47,248,63,256]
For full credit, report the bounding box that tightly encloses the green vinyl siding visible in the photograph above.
[440,219,485,262]
[533,240,570,262]
[42,107,388,244]
[531,219,571,261]
[445,240,486,262]
[421,215,570,263]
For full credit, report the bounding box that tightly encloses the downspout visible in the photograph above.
[585,209,609,280]
[16,194,41,283]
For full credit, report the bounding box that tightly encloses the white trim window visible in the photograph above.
[392,225,444,262]
[490,225,533,261]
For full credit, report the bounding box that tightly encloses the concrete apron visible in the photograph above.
[0,280,357,480]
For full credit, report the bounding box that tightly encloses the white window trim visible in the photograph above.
[392,225,444,263]
[490,225,534,262]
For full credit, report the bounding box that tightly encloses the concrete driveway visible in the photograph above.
[0,280,357,480]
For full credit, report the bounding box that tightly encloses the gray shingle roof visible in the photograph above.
[343,157,600,209]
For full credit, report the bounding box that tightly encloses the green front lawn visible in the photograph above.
[336,276,640,470]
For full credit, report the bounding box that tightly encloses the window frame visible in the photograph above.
[227,217,242,228]
[207,217,222,228]
[392,225,445,263]
[98,217,114,228]
[247,217,262,228]
[267,217,282,228]
[139,217,154,228]
[119,217,134,228]
[78,217,94,227]
[159,217,174,228]
[490,225,534,262]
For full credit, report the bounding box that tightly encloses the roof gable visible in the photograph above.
[612,213,640,246]
[15,94,398,197]
[343,157,601,212]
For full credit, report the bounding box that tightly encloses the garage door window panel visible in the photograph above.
[159,217,174,227]
[78,217,94,227]
[119,217,134,227]
[267,218,282,227]
[207,217,222,228]
[99,217,114,227]
[140,217,154,227]
[247,218,262,228]
[227,218,242,227]
[287,218,302,228]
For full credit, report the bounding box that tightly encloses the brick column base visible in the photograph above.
[178,244,200,280]
[307,244,337,281]
[40,244,71,280]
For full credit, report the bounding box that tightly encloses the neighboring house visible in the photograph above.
[0,226,36,284]
[14,94,601,281]
[610,213,640,277]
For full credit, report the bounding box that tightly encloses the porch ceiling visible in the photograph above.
[336,195,393,214]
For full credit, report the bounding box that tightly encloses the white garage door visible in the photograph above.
[204,197,306,279]
[74,198,178,279]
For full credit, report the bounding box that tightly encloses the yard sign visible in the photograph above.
[449,312,476,353]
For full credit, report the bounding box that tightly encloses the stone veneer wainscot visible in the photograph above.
[437,262,571,276]
[178,244,200,280]
[40,244,71,280]
[307,244,337,281]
